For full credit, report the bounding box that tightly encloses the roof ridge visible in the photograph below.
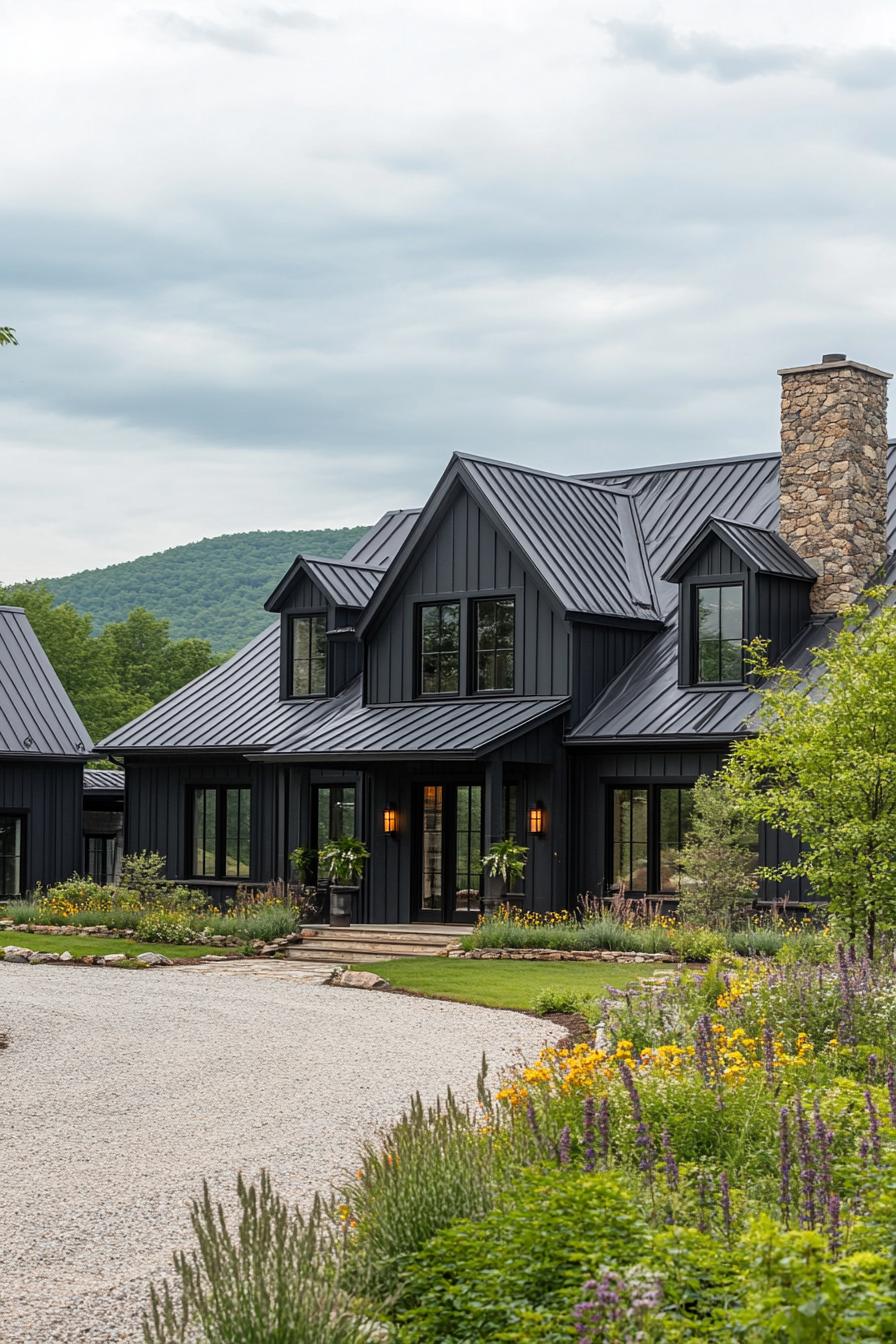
[454,452,634,498]
[302,555,386,573]
[578,451,781,481]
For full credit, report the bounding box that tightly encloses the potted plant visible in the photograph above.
[318,836,370,927]
[481,839,528,916]
[288,845,316,886]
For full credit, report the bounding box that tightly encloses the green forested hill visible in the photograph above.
[40,527,370,652]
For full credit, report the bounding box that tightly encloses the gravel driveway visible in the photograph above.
[0,962,559,1343]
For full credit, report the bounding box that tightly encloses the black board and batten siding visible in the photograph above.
[365,487,570,703]
[0,761,84,891]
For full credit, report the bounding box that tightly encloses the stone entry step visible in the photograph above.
[290,924,463,961]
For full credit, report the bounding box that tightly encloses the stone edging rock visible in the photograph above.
[448,948,675,963]
[1,944,175,967]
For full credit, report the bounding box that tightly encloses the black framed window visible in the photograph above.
[474,598,515,693]
[291,615,328,696]
[315,785,357,853]
[190,787,251,879]
[0,815,23,898]
[419,601,460,695]
[85,835,119,886]
[610,785,695,895]
[694,584,744,684]
[611,788,649,893]
[658,787,695,894]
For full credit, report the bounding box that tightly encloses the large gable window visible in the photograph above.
[0,815,23,897]
[474,597,515,693]
[419,601,460,695]
[291,615,327,697]
[191,786,251,879]
[694,584,744,684]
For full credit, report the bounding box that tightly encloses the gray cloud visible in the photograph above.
[148,5,326,55]
[603,19,896,89]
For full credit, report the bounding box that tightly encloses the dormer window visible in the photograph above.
[694,583,744,684]
[291,615,327,696]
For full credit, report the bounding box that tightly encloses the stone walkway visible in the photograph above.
[174,957,343,983]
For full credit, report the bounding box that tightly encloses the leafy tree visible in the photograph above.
[725,589,896,954]
[676,773,758,929]
[97,607,220,707]
[0,327,16,345]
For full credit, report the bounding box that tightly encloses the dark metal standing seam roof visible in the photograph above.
[265,555,385,612]
[458,456,659,620]
[97,623,341,752]
[0,606,92,758]
[260,678,570,760]
[582,454,782,618]
[344,509,422,566]
[83,768,125,792]
[662,516,817,583]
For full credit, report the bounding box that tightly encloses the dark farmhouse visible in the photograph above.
[100,354,895,919]
[0,605,93,896]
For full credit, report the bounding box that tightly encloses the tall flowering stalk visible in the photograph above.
[812,1098,834,1216]
[828,1194,841,1257]
[661,1129,679,1193]
[779,1106,793,1226]
[558,1125,571,1167]
[582,1096,596,1174]
[794,1096,817,1229]
[887,1063,896,1127]
[719,1171,732,1241]
[864,1090,882,1167]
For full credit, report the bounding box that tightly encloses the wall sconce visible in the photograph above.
[528,803,545,836]
[383,805,399,836]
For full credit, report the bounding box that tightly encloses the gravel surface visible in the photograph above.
[0,962,559,1343]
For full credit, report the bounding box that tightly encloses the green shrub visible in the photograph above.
[532,987,589,1017]
[195,903,299,942]
[3,902,43,924]
[669,925,728,963]
[144,1172,364,1344]
[396,1167,649,1343]
[119,851,207,914]
[137,910,197,945]
[343,1088,496,1302]
[728,924,785,958]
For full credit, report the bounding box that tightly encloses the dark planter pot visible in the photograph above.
[329,884,357,927]
[504,892,525,912]
[481,875,505,917]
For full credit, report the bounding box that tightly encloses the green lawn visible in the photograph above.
[1,931,228,961]
[348,957,665,1011]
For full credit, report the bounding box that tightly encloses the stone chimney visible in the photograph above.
[778,353,892,613]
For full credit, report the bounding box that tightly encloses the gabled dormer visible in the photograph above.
[264,556,385,700]
[355,454,664,708]
[662,517,816,688]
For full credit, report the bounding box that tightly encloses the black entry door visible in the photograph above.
[419,783,483,922]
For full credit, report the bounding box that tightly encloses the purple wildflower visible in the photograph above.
[779,1106,792,1225]
[887,1063,896,1127]
[762,1022,776,1086]
[618,1061,642,1123]
[868,1053,879,1082]
[860,1136,870,1168]
[828,1194,841,1257]
[836,944,856,1045]
[526,1100,543,1147]
[598,1096,610,1164]
[558,1124,571,1166]
[795,1096,816,1229]
[636,1120,656,1178]
[697,1170,712,1233]
[720,1171,732,1240]
[812,1097,833,1213]
[582,1096,596,1174]
[864,1090,882,1167]
[661,1129,679,1192]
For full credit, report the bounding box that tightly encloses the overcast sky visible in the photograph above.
[3,0,896,580]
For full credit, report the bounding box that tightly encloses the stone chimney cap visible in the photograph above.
[777,356,892,380]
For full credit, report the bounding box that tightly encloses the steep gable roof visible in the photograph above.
[0,606,92,759]
[357,453,661,636]
[662,516,817,584]
[265,556,385,613]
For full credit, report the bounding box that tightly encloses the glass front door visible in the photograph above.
[419,784,483,922]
